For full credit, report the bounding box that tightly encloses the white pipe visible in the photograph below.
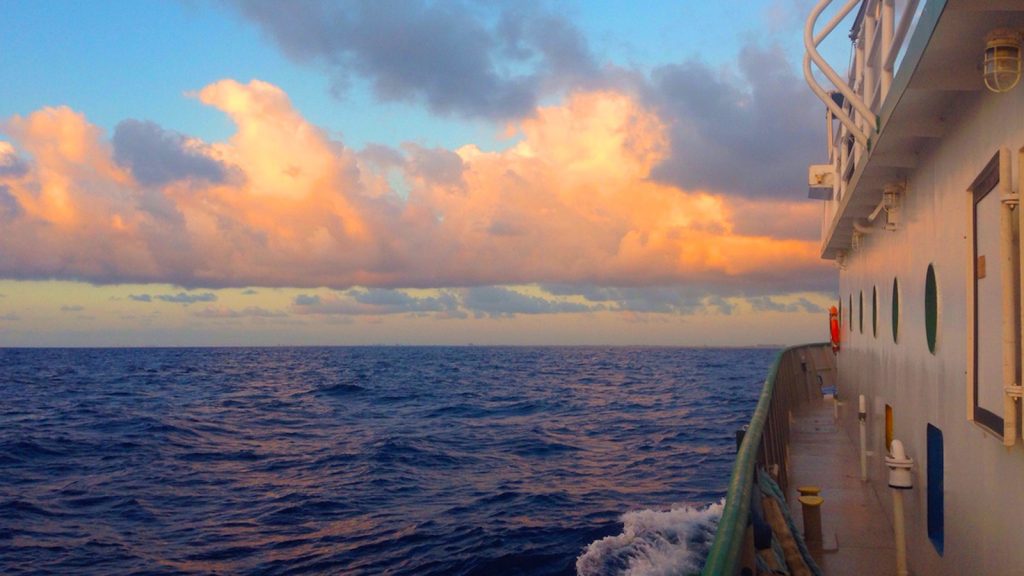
[1000,147,1018,446]
[867,196,887,222]
[804,0,877,143]
[804,55,870,146]
[853,220,876,235]
[859,394,868,481]
[893,488,908,575]
[1019,146,1024,442]
[886,439,913,576]
[884,0,920,71]
[863,6,876,111]
[880,0,894,98]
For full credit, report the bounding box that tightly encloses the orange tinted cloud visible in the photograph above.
[0,80,824,290]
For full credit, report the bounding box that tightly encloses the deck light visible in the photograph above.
[984,29,1021,93]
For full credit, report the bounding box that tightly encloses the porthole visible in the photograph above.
[848,294,853,332]
[892,277,900,343]
[859,290,864,334]
[872,286,878,338]
[925,264,939,354]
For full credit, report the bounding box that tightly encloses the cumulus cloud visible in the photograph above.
[644,44,821,199]
[224,0,598,120]
[0,78,828,297]
[112,119,231,186]
[0,142,28,177]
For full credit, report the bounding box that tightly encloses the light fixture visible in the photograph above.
[984,29,1022,93]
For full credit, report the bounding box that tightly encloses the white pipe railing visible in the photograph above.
[805,0,874,146]
[806,0,921,255]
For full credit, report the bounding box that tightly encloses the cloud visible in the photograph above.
[644,44,820,199]
[292,288,458,316]
[130,292,216,304]
[60,305,84,312]
[194,305,287,318]
[461,286,592,318]
[224,0,597,120]
[0,142,28,177]
[0,78,829,296]
[112,119,231,186]
[748,295,825,313]
[0,312,20,321]
[156,292,217,304]
[241,288,258,295]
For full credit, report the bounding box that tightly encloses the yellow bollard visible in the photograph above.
[798,495,824,547]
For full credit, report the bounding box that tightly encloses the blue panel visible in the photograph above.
[927,424,944,555]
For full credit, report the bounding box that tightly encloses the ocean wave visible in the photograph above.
[575,500,723,576]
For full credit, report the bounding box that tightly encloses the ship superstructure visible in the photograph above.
[807,0,1024,574]
[703,1,1024,574]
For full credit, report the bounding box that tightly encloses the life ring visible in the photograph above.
[829,306,840,353]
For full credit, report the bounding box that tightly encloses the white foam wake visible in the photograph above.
[575,500,724,576]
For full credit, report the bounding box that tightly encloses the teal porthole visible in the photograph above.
[892,277,900,343]
[859,290,864,334]
[872,286,878,338]
[848,294,853,332]
[925,264,938,353]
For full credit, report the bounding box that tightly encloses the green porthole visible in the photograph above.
[872,286,878,338]
[892,277,900,343]
[925,264,938,354]
[848,294,853,332]
[859,290,864,334]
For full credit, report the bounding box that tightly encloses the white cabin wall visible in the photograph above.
[834,83,1024,576]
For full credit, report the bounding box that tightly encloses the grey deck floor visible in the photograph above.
[785,397,897,576]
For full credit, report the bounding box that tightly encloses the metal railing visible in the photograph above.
[805,0,923,239]
[700,343,835,576]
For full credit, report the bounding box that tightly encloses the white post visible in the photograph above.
[893,489,909,576]
[886,439,914,576]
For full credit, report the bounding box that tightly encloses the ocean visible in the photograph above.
[0,346,775,575]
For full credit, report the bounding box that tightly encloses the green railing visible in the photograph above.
[700,343,834,576]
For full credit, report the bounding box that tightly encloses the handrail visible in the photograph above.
[701,343,833,576]
[805,0,877,145]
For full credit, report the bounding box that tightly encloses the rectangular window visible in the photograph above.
[970,152,1005,433]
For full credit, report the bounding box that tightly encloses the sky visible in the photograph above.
[0,0,852,347]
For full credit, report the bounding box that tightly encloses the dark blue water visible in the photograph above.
[0,346,775,575]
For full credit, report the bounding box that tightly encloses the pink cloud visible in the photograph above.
[0,79,827,291]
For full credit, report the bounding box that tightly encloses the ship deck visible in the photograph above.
[786,396,896,575]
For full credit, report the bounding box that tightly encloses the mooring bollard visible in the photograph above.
[798,486,824,547]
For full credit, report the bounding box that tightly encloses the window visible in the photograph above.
[848,294,853,332]
[925,264,938,354]
[859,290,864,334]
[872,286,878,338]
[970,152,1003,432]
[892,277,900,343]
